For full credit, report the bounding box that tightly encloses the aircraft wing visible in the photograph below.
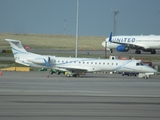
[54,66,88,73]
[112,42,150,49]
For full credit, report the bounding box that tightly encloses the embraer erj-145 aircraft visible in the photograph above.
[102,32,160,54]
[5,39,157,77]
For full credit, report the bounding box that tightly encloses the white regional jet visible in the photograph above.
[102,32,160,54]
[5,39,157,77]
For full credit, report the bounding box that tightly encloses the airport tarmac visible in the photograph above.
[0,71,160,120]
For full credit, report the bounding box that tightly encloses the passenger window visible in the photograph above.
[136,63,139,66]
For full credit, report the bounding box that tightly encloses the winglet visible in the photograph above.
[109,32,112,43]
[43,59,50,67]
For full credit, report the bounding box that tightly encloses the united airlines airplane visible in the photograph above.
[102,32,160,54]
[5,39,157,77]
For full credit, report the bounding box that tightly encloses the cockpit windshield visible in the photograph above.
[136,62,144,66]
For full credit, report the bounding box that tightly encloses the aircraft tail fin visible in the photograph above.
[5,39,28,56]
[109,32,112,43]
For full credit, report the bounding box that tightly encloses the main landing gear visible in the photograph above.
[135,50,141,54]
[135,49,156,54]
[65,72,79,77]
[110,49,113,53]
[150,49,156,54]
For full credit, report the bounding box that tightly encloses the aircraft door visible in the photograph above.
[48,57,50,62]
[136,62,142,72]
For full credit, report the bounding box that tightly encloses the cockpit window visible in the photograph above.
[136,62,143,66]
[140,62,144,65]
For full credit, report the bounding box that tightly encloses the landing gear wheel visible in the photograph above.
[110,49,113,53]
[144,76,148,79]
[56,70,61,75]
[151,50,156,54]
[135,50,141,54]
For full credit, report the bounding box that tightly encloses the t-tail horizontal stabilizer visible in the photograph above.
[5,39,27,55]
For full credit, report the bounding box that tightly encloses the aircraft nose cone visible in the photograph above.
[102,41,105,47]
[144,66,157,73]
[150,67,157,73]
[153,69,157,73]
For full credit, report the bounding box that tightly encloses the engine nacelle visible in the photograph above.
[116,45,129,52]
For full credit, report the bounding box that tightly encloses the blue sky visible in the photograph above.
[0,0,160,36]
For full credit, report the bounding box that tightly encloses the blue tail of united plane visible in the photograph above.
[109,32,112,43]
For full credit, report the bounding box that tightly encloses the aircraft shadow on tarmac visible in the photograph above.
[49,73,139,79]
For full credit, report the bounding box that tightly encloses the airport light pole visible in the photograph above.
[75,0,79,58]
[64,19,66,35]
[113,10,119,36]
[105,41,107,59]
